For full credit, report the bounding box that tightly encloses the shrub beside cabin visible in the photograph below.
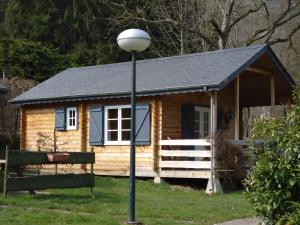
[11,45,294,187]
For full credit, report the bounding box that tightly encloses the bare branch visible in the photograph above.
[245,1,299,45]
[267,23,300,46]
[210,19,223,37]
[230,1,268,29]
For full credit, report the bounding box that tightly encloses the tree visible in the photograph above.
[3,0,121,66]
[109,0,300,53]
[0,39,73,81]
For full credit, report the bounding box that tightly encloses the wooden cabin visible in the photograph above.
[10,44,294,192]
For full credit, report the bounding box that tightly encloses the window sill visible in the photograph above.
[66,127,77,131]
[104,141,130,146]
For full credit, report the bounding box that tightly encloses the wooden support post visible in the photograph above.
[271,76,275,107]
[235,76,240,140]
[80,103,88,172]
[90,147,94,193]
[3,146,9,197]
[20,108,26,150]
[154,99,162,184]
[206,91,222,194]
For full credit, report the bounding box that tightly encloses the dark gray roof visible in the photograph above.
[0,83,7,93]
[11,44,294,105]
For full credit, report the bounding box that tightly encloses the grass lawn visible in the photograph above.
[0,177,253,225]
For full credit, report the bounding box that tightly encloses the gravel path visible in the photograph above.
[214,217,261,225]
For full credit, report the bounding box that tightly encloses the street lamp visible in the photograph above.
[117,29,151,224]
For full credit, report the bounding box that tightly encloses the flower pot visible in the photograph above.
[47,153,70,163]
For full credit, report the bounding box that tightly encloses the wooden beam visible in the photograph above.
[160,170,210,179]
[246,67,273,76]
[160,161,211,169]
[160,139,210,146]
[20,108,26,150]
[160,150,211,157]
[1,174,94,192]
[271,76,275,106]
[0,151,95,167]
[235,76,240,140]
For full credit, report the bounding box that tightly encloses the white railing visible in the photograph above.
[159,139,211,170]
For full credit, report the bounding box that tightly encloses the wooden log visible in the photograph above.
[160,150,211,157]
[4,173,94,192]
[271,76,275,106]
[159,139,210,146]
[160,160,211,169]
[235,76,240,140]
[0,151,95,167]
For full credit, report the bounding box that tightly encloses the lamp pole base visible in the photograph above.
[127,221,143,225]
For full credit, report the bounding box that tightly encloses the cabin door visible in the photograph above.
[194,106,210,150]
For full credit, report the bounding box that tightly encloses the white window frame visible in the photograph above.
[66,107,77,130]
[104,105,131,145]
[194,106,211,139]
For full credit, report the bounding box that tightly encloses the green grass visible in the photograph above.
[0,177,253,225]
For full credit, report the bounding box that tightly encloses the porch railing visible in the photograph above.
[159,139,211,170]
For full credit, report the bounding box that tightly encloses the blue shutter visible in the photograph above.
[55,107,66,131]
[89,105,104,146]
[135,103,151,145]
[181,104,195,139]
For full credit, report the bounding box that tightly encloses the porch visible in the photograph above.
[154,57,292,193]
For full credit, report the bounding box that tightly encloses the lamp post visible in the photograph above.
[117,29,151,224]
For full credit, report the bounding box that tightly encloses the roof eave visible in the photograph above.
[9,84,221,106]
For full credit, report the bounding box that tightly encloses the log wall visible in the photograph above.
[21,85,237,177]
[21,97,161,177]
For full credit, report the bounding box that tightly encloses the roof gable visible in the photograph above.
[11,44,294,105]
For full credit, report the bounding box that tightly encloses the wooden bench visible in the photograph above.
[0,147,95,197]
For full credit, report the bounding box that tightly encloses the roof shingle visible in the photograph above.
[11,44,294,105]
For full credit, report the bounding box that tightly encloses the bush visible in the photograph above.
[276,202,300,225]
[244,88,300,224]
[215,133,249,190]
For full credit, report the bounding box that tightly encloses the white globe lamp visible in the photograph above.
[117,29,151,52]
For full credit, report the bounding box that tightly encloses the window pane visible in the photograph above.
[69,110,73,118]
[122,119,131,129]
[122,108,131,118]
[107,131,118,141]
[108,120,118,130]
[194,120,199,132]
[203,112,209,122]
[108,109,118,119]
[122,131,130,141]
[195,111,200,119]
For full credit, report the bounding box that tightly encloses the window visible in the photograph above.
[194,106,210,139]
[105,105,131,144]
[66,107,77,130]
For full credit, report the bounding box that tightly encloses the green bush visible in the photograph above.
[244,88,300,225]
[276,202,300,225]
